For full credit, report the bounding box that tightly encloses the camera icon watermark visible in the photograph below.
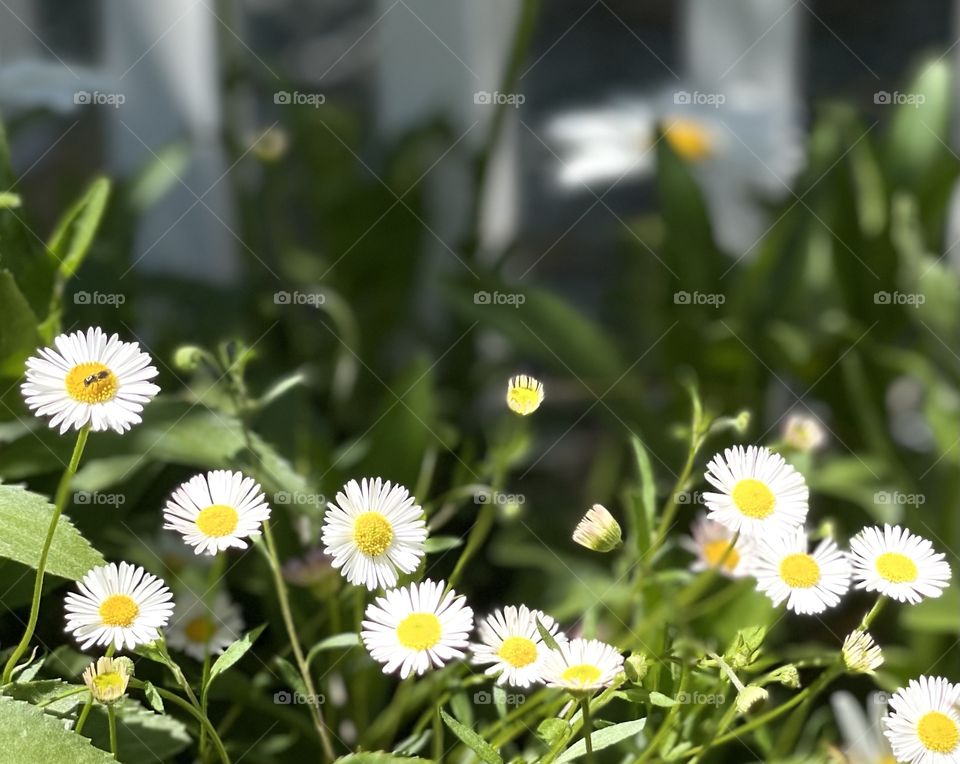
[473,690,526,706]
[74,491,125,508]
[874,491,925,507]
[473,290,525,308]
[673,290,725,308]
[74,90,126,109]
[274,290,326,308]
[74,290,126,307]
[673,90,726,109]
[274,91,326,108]
[473,91,525,108]
[874,91,925,108]
[673,490,705,505]
[274,491,326,507]
[274,691,325,705]
[873,290,925,308]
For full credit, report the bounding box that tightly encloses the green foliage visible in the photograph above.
[0,697,113,763]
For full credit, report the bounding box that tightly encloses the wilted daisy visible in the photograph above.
[163,470,271,556]
[703,445,809,537]
[542,638,624,693]
[883,675,960,764]
[849,525,952,605]
[752,527,851,615]
[82,656,133,704]
[166,590,244,661]
[322,477,427,591]
[65,562,174,650]
[782,413,827,452]
[842,630,884,675]
[506,375,544,416]
[572,505,622,553]
[22,326,160,434]
[679,514,754,578]
[471,605,567,688]
[361,579,473,679]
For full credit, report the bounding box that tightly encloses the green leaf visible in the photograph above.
[84,698,190,761]
[0,696,113,763]
[207,623,266,686]
[47,177,110,278]
[0,269,40,377]
[439,709,503,764]
[536,618,562,652]
[334,754,432,764]
[0,485,104,579]
[272,655,307,696]
[555,718,647,762]
[307,632,361,666]
[630,434,656,555]
[536,718,572,748]
[424,535,463,553]
[5,679,88,715]
[648,691,676,708]
[142,680,164,713]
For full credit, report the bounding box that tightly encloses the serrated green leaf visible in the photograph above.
[0,696,113,763]
[556,718,647,762]
[0,485,104,579]
[207,623,266,686]
[440,708,503,764]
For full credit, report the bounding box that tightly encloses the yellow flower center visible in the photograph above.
[506,384,542,416]
[396,613,442,651]
[916,710,959,753]
[65,362,118,404]
[779,553,820,588]
[184,616,216,644]
[875,552,918,583]
[195,504,239,537]
[703,539,740,571]
[92,672,125,695]
[353,512,393,557]
[498,636,538,668]
[663,118,713,161]
[561,663,602,687]
[731,479,775,519]
[99,594,140,627]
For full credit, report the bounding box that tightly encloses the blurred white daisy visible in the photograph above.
[65,562,174,651]
[322,477,427,591]
[849,525,952,605]
[782,413,827,453]
[752,527,851,615]
[542,638,624,693]
[702,445,809,537]
[361,579,473,679]
[21,327,160,434]
[471,605,567,688]
[82,655,133,705]
[166,590,244,661]
[842,630,884,675]
[163,470,271,556]
[831,690,895,764]
[506,375,544,416]
[883,675,960,764]
[679,514,754,578]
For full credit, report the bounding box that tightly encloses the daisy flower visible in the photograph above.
[361,579,473,679]
[883,676,960,764]
[471,605,567,688]
[782,413,827,453]
[65,562,174,651]
[21,326,160,434]
[163,470,271,556]
[542,638,624,693]
[752,527,851,615]
[702,445,809,537]
[842,630,884,675]
[679,514,755,578]
[849,525,952,605]
[82,656,133,704]
[321,477,427,591]
[572,505,622,553]
[165,590,244,661]
[832,690,896,764]
[506,375,544,416]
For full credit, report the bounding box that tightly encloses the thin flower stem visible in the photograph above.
[263,523,335,761]
[859,595,886,631]
[636,663,689,763]
[75,642,115,735]
[580,695,595,763]
[199,553,225,762]
[108,704,118,758]
[2,425,90,684]
[37,686,88,708]
[131,680,231,764]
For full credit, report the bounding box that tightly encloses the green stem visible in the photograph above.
[263,523,335,761]
[580,695,595,763]
[75,643,115,735]
[859,595,886,631]
[2,426,90,683]
[636,664,689,763]
[108,705,118,758]
[37,686,89,708]
[131,680,231,764]
[199,553,226,762]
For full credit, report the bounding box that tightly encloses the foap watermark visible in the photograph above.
[676,692,725,706]
[674,490,706,505]
[474,91,525,108]
[473,290,525,308]
[875,491,925,507]
[473,691,526,706]
[274,691,325,706]
[274,91,326,108]
[673,90,726,108]
[274,290,326,308]
[874,91,925,108]
[674,290,725,308]
[874,290,925,307]
[475,490,526,507]
[74,90,125,109]
[74,491,125,508]
[274,491,326,507]
[75,290,126,307]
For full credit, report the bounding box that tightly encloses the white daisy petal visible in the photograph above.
[321,477,427,591]
[702,445,809,537]
[361,579,473,678]
[542,638,624,692]
[679,513,755,579]
[22,327,160,435]
[166,590,245,661]
[751,527,851,615]
[163,470,272,556]
[883,675,960,764]
[849,525,952,605]
[64,562,174,651]
[470,605,568,688]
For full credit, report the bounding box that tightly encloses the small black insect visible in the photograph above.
[83,370,111,386]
